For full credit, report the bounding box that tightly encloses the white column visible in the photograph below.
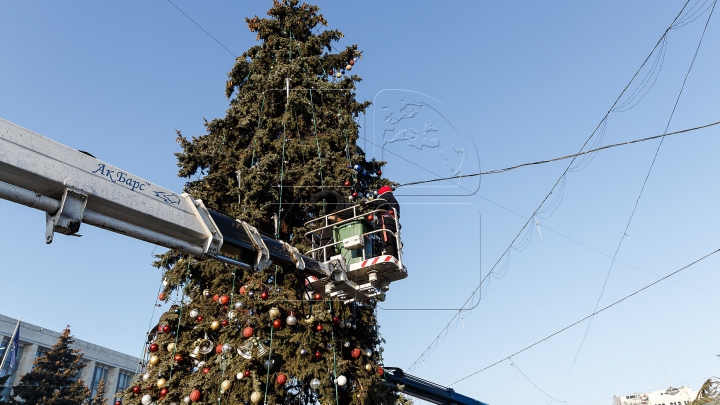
[12,343,37,385]
[105,367,119,401]
[80,359,95,389]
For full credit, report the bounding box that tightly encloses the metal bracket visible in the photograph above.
[45,187,88,244]
[240,221,270,271]
[281,241,306,271]
[190,198,223,258]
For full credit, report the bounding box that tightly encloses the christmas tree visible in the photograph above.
[90,380,108,405]
[10,327,90,405]
[122,1,405,404]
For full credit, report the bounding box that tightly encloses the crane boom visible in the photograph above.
[0,118,322,276]
[0,118,489,404]
[384,368,488,405]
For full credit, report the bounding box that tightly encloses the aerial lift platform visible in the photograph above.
[0,118,487,405]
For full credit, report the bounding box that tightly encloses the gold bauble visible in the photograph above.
[250,391,262,403]
[166,343,176,352]
[210,320,221,331]
[365,363,372,371]
[220,379,231,390]
[149,355,159,365]
[268,307,281,319]
[156,378,166,388]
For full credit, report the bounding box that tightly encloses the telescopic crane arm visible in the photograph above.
[0,118,488,405]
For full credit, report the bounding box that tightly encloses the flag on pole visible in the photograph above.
[7,326,19,369]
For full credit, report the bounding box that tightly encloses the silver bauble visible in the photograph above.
[141,394,152,405]
[310,378,321,390]
[222,343,232,353]
[189,309,199,318]
[286,314,297,326]
[336,375,347,386]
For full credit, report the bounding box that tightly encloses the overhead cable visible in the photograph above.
[407,0,704,371]
[449,247,720,386]
[396,120,720,188]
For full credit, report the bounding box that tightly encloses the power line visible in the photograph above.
[553,1,717,397]
[392,120,719,187]
[408,0,690,369]
[450,247,720,385]
[407,0,696,371]
[165,0,237,57]
[510,358,568,404]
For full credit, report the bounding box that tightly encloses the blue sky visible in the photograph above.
[1,1,720,404]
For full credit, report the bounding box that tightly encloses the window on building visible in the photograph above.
[114,370,133,400]
[0,337,25,400]
[91,364,110,397]
[35,346,48,359]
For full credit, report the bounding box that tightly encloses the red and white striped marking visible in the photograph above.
[359,255,398,268]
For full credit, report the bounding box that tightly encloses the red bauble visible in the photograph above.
[221,320,229,327]
[157,325,163,332]
[203,367,210,374]
[149,343,159,353]
[163,325,172,334]
[212,294,219,302]
[174,353,183,363]
[343,180,351,187]
[332,316,340,324]
[313,293,322,301]
[352,192,358,198]
[132,386,141,394]
[377,367,384,376]
[215,344,223,354]
[377,170,382,176]
[196,315,203,322]
[244,369,251,377]
[239,286,246,294]
[349,59,355,66]
[315,323,323,332]
[276,373,287,385]
[273,319,282,329]
[329,70,334,76]
[160,388,169,397]
[243,327,253,338]
[351,348,361,359]
[260,291,269,300]
[367,214,374,221]
[314,350,322,359]
[219,295,229,305]
[189,389,201,401]
[158,293,165,301]
[115,401,122,405]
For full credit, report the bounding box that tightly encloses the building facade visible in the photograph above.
[613,386,698,405]
[0,314,140,402]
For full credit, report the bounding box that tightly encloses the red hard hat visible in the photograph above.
[378,186,393,195]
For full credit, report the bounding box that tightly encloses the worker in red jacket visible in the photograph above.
[369,186,400,256]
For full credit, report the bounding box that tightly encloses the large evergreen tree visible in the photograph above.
[11,327,90,405]
[123,1,404,405]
